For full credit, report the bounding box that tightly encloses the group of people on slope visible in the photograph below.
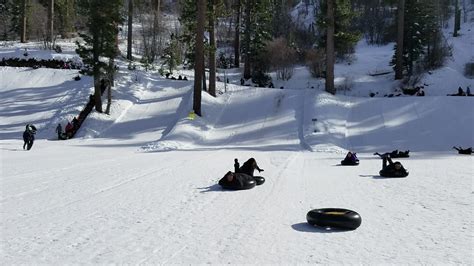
[448,86,472,96]
[55,117,79,140]
[342,150,408,177]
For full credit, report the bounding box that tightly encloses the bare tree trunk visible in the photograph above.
[454,0,460,37]
[194,0,206,116]
[105,58,114,115]
[94,76,103,113]
[395,0,404,80]
[209,0,216,97]
[93,35,102,113]
[20,0,28,43]
[151,0,161,61]
[243,0,251,79]
[127,0,133,60]
[202,59,207,92]
[47,0,54,45]
[325,0,335,94]
[234,0,241,67]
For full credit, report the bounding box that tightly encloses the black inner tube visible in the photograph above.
[307,208,362,230]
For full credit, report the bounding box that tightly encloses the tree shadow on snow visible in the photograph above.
[291,223,353,233]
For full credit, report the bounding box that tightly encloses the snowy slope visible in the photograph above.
[1,14,474,264]
[0,67,93,140]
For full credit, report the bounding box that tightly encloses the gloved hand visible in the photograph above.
[258,169,264,172]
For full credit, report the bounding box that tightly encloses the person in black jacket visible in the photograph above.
[23,124,36,150]
[234,158,240,173]
[237,158,264,176]
[375,152,408,176]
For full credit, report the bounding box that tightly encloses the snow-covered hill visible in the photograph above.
[1,9,473,264]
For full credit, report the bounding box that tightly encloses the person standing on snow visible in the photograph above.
[23,124,36,150]
[56,123,64,140]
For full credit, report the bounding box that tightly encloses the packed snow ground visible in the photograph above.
[1,21,474,265]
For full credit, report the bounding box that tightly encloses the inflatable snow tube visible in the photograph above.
[218,173,256,190]
[253,176,265,185]
[379,169,409,178]
[340,159,359,166]
[307,208,362,230]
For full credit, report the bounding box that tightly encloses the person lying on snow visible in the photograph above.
[453,146,472,154]
[237,158,264,176]
[388,149,409,157]
[375,153,408,175]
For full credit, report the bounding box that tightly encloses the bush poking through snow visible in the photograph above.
[266,37,297,81]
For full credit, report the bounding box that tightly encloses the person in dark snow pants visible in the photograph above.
[234,158,240,173]
[55,123,65,140]
[23,125,36,150]
[237,158,264,176]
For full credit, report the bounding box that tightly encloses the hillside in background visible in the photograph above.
[1,2,473,264]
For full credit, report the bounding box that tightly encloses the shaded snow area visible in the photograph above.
[1,21,474,264]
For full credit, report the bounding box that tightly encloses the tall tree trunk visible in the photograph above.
[395,0,404,80]
[325,0,335,94]
[234,0,241,67]
[127,0,133,60]
[20,0,28,43]
[151,0,161,61]
[243,0,251,79]
[454,0,460,37]
[105,58,113,115]
[47,0,54,45]
[209,0,216,97]
[194,0,205,116]
[202,59,207,92]
[93,33,102,113]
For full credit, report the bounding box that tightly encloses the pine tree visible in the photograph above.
[271,0,292,39]
[179,0,198,68]
[394,0,425,76]
[14,0,29,43]
[0,0,11,40]
[55,0,76,38]
[241,0,272,80]
[317,0,360,59]
[76,0,122,113]
[162,34,181,74]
